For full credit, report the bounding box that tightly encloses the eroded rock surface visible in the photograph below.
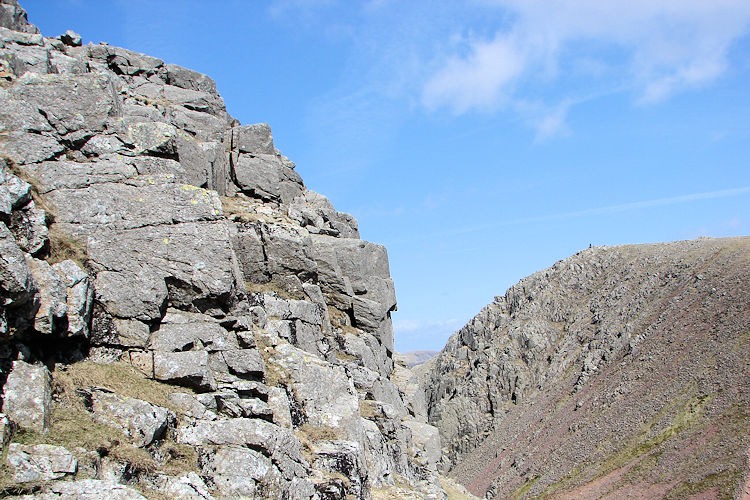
[0,2,443,498]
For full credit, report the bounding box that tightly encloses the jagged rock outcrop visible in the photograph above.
[424,237,750,498]
[0,2,444,498]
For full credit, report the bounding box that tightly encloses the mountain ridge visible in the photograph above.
[423,236,750,498]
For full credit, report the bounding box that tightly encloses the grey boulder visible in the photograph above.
[1,360,52,433]
[6,443,77,482]
[90,389,171,447]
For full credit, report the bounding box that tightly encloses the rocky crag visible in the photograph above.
[424,237,750,498]
[0,1,444,498]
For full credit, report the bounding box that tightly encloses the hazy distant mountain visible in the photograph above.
[401,350,440,367]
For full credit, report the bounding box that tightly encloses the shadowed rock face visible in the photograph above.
[0,2,445,498]
[424,237,750,499]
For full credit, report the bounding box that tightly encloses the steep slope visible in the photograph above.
[424,237,750,498]
[0,1,444,498]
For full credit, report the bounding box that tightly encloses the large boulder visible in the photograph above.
[6,443,77,482]
[1,360,51,433]
[25,257,66,334]
[153,350,217,392]
[90,389,171,447]
[232,153,304,204]
[31,479,147,500]
[0,222,38,311]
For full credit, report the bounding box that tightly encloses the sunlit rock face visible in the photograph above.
[0,2,445,497]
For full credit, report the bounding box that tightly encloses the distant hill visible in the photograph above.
[423,237,750,499]
[401,350,440,367]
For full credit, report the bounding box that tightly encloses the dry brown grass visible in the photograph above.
[294,423,341,463]
[220,195,264,223]
[53,360,193,413]
[327,306,361,336]
[1,360,203,486]
[47,225,88,266]
[359,400,377,419]
[439,476,483,500]
[245,280,303,301]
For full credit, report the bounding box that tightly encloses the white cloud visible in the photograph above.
[423,34,524,112]
[422,0,750,129]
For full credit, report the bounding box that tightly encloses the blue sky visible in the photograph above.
[25,0,750,352]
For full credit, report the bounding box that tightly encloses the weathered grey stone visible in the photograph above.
[372,378,408,419]
[1,360,51,433]
[9,72,120,136]
[403,420,441,469]
[288,190,359,238]
[161,64,217,94]
[267,386,293,429]
[261,222,317,281]
[153,351,216,391]
[0,413,14,451]
[6,443,77,482]
[200,445,275,498]
[222,349,264,378]
[168,392,218,421]
[232,223,267,282]
[361,418,395,486]
[59,30,81,47]
[311,234,396,335]
[52,259,93,337]
[162,472,215,500]
[149,311,238,352]
[262,294,323,325]
[0,160,31,214]
[32,479,147,499]
[163,84,226,116]
[0,222,38,308]
[87,44,163,77]
[392,359,428,421]
[90,307,152,348]
[232,123,275,154]
[232,153,304,204]
[8,200,48,255]
[93,269,167,322]
[122,121,179,156]
[21,158,138,193]
[91,389,170,447]
[45,176,223,232]
[0,0,40,34]
[177,417,307,480]
[270,343,363,443]
[26,257,66,334]
[215,391,273,420]
[310,439,367,498]
[85,221,239,321]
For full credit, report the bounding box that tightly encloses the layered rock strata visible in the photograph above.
[0,1,443,498]
[424,237,750,498]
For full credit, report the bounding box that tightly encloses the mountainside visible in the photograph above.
[401,351,439,368]
[0,1,444,498]
[424,237,750,498]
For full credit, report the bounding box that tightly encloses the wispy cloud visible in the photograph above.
[386,186,750,245]
[422,0,750,135]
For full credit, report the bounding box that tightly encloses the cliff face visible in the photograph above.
[0,1,444,498]
[424,237,750,498]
